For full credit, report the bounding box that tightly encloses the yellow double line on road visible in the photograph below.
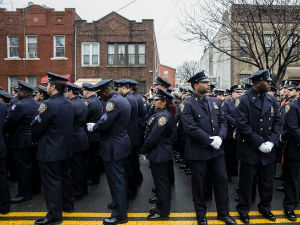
[0,210,299,224]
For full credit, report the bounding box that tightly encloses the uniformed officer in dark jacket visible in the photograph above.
[0,96,10,214]
[115,79,139,200]
[141,88,175,221]
[82,83,104,185]
[86,79,130,225]
[32,72,74,225]
[4,80,39,203]
[35,85,49,102]
[65,83,89,200]
[180,71,236,225]
[0,90,13,105]
[235,70,281,224]
[282,92,300,221]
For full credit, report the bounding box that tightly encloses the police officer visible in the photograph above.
[82,83,104,185]
[235,70,281,224]
[65,83,89,200]
[4,80,39,203]
[0,92,10,214]
[35,85,49,102]
[32,72,74,225]
[141,88,175,220]
[86,79,130,225]
[181,71,236,225]
[282,88,300,221]
[0,90,13,105]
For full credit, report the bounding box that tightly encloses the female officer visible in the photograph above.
[141,88,176,220]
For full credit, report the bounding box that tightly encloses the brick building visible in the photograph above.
[159,64,176,88]
[74,12,160,94]
[0,4,80,92]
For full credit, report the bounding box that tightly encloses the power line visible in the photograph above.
[116,0,137,12]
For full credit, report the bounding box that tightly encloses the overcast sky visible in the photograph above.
[3,0,204,68]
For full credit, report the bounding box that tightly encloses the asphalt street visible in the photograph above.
[0,159,299,224]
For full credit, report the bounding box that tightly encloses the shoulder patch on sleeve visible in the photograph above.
[179,102,185,113]
[158,116,168,126]
[38,103,48,114]
[235,98,241,108]
[84,101,89,106]
[11,104,17,110]
[285,104,290,113]
[105,101,115,112]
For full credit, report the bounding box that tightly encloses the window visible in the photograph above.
[107,44,115,65]
[118,44,125,65]
[137,81,146,94]
[138,44,146,64]
[25,75,37,88]
[238,74,251,84]
[8,76,18,94]
[239,35,250,58]
[26,35,37,58]
[264,35,273,53]
[81,42,99,66]
[163,70,168,77]
[128,44,135,64]
[287,36,299,56]
[7,36,19,58]
[54,36,65,58]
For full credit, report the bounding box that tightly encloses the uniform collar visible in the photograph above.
[51,93,63,99]
[192,93,207,101]
[86,94,96,100]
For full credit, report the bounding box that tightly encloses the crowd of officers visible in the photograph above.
[0,69,299,225]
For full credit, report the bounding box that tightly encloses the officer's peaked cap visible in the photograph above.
[0,90,13,99]
[93,79,113,90]
[154,88,173,101]
[18,80,34,92]
[230,84,243,92]
[187,71,210,84]
[214,89,225,95]
[47,72,68,82]
[82,83,94,91]
[249,69,272,82]
[153,76,171,88]
[66,83,81,92]
[38,85,47,94]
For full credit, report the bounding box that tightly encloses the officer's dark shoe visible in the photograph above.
[32,189,42,195]
[284,210,297,221]
[149,207,157,215]
[234,196,239,202]
[10,196,32,204]
[239,214,250,224]
[0,209,10,214]
[196,216,207,225]
[258,210,276,221]
[103,217,128,224]
[149,196,159,204]
[217,215,237,224]
[274,175,283,180]
[151,188,156,193]
[63,208,74,213]
[147,213,169,220]
[74,193,87,201]
[87,180,99,186]
[228,176,232,182]
[34,217,62,225]
[107,203,117,210]
[275,186,285,192]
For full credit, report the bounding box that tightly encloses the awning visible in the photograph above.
[40,74,72,83]
[74,78,102,87]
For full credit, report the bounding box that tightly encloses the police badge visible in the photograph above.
[158,116,168,126]
[105,102,115,112]
[213,102,219,109]
[179,103,185,113]
[285,105,290,114]
[270,106,274,116]
[38,103,47,114]
[235,98,241,108]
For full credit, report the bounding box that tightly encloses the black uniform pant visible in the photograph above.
[0,158,10,213]
[132,146,143,186]
[13,148,33,198]
[189,156,229,218]
[32,147,41,194]
[39,160,74,221]
[283,160,300,211]
[72,151,87,197]
[125,150,138,199]
[104,159,127,219]
[237,162,275,215]
[87,141,103,184]
[224,139,238,177]
[150,161,172,217]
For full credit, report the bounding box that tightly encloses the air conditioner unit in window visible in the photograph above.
[28,52,37,58]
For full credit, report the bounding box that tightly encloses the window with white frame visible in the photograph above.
[54,36,65,58]
[239,35,250,58]
[107,44,115,65]
[264,35,273,53]
[26,35,37,58]
[118,44,126,65]
[163,70,169,77]
[81,42,99,66]
[8,76,19,94]
[25,75,37,88]
[138,44,146,64]
[128,44,135,64]
[238,74,251,84]
[7,36,19,58]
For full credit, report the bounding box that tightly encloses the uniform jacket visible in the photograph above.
[284,98,300,161]
[70,96,89,153]
[32,93,74,162]
[4,96,39,149]
[141,108,174,163]
[0,101,7,158]
[235,88,281,165]
[223,98,236,139]
[181,94,227,160]
[85,94,103,142]
[124,92,139,147]
[133,92,146,144]
[93,92,131,161]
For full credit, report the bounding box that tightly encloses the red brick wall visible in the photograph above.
[159,64,176,88]
[0,5,79,91]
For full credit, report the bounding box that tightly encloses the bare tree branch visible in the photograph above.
[176,60,202,82]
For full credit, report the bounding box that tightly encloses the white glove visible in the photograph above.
[209,136,222,150]
[86,123,96,132]
[259,143,271,153]
[265,141,274,151]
